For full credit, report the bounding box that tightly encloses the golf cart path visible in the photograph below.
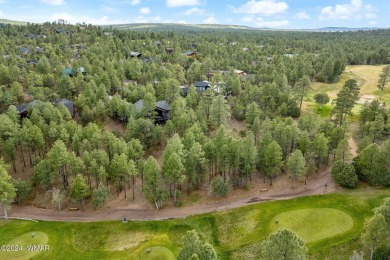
[7,168,335,222]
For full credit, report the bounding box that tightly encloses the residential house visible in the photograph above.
[16,99,75,118]
[165,47,173,54]
[180,85,189,97]
[19,47,30,55]
[63,67,86,77]
[194,81,211,93]
[134,99,171,124]
[184,51,197,57]
[130,51,142,58]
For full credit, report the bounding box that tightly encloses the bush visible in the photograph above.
[331,160,358,188]
[211,176,228,198]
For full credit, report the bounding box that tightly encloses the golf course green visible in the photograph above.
[270,208,353,243]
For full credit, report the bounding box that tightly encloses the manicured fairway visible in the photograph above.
[270,208,353,243]
[0,189,389,259]
[0,231,48,260]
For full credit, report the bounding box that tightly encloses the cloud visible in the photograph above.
[369,21,377,26]
[242,15,288,27]
[320,0,376,20]
[139,7,150,14]
[295,11,310,20]
[203,17,218,24]
[129,0,140,5]
[231,0,288,15]
[182,7,205,16]
[167,0,199,8]
[40,0,65,5]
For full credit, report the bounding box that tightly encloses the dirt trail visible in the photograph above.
[348,136,358,157]
[7,168,336,222]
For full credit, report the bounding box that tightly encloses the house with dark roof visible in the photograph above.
[19,47,30,55]
[134,99,171,124]
[194,81,211,93]
[16,99,75,118]
[180,86,189,97]
[53,98,75,117]
[165,47,173,54]
[192,43,197,49]
[130,51,141,58]
[184,51,197,57]
[26,60,38,66]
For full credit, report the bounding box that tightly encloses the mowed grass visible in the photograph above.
[0,231,48,260]
[0,188,389,259]
[270,208,353,243]
[306,65,389,121]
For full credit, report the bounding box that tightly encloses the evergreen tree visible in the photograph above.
[287,150,307,189]
[261,229,307,260]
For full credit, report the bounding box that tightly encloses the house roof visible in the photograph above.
[130,51,141,57]
[63,67,86,76]
[19,47,29,54]
[16,104,29,114]
[180,86,189,95]
[53,98,75,117]
[135,99,171,112]
[156,101,171,111]
[134,99,144,111]
[35,47,44,52]
[63,68,73,76]
[194,81,211,88]
[26,60,38,65]
[184,51,197,56]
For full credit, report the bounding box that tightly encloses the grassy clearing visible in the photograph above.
[270,208,353,243]
[0,188,389,259]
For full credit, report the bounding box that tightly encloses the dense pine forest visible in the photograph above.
[0,21,389,214]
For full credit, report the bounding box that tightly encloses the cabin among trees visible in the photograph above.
[134,99,171,124]
[16,99,75,118]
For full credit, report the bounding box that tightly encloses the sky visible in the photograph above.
[0,0,389,29]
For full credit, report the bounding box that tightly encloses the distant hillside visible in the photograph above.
[0,19,27,25]
[314,27,379,32]
[101,23,256,31]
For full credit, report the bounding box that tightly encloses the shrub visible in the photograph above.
[331,160,358,188]
[211,176,228,198]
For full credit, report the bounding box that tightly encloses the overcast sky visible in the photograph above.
[0,0,388,29]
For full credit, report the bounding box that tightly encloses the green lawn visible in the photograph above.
[0,188,389,259]
[270,208,353,243]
